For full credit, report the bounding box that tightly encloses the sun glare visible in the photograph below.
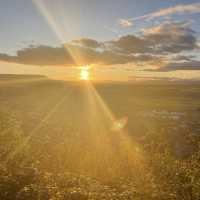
[80,67,90,80]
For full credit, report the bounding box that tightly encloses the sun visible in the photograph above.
[80,67,90,80]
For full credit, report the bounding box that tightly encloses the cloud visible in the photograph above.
[142,20,193,35]
[1,44,106,67]
[173,55,194,62]
[0,21,199,67]
[0,44,102,66]
[142,2,200,20]
[109,35,151,53]
[71,38,102,49]
[146,60,200,72]
[142,21,198,53]
[118,19,133,27]
[0,43,155,67]
[111,21,199,54]
[0,45,75,66]
[119,2,200,26]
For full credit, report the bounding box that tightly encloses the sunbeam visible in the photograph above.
[4,0,147,181]
[4,88,74,164]
[0,0,200,199]
[32,0,78,66]
[75,82,146,179]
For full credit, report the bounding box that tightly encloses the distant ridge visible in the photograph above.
[128,76,200,84]
[0,74,47,80]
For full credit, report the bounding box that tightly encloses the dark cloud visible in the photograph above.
[109,21,199,55]
[142,21,198,54]
[0,45,75,66]
[110,35,151,53]
[95,52,161,65]
[173,55,194,62]
[0,43,162,66]
[0,21,199,67]
[146,61,200,72]
[72,38,102,49]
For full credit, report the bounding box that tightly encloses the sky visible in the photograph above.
[0,0,200,81]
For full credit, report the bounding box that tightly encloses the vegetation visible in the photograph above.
[0,75,200,200]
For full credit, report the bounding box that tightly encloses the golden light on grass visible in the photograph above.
[8,1,146,180]
[78,82,146,179]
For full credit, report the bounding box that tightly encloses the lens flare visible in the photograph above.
[111,117,128,131]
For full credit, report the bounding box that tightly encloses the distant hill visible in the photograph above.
[0,74,47,80]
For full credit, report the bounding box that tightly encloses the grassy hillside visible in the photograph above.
[0,75,200,200]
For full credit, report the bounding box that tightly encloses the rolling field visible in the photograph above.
[0,74,200,200]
